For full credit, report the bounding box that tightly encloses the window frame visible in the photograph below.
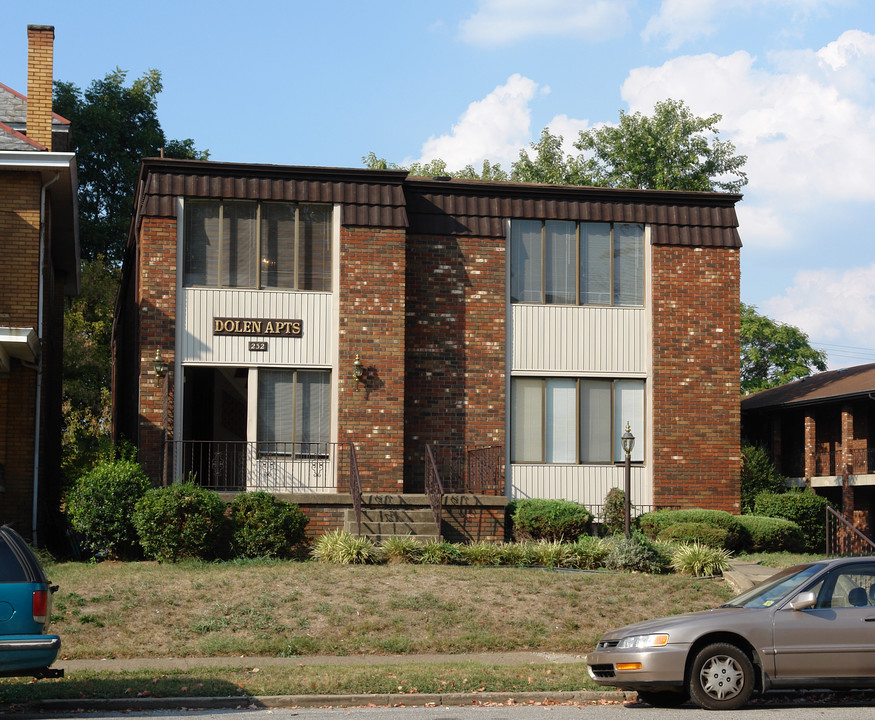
[510,220,645,307]
[256,368,331,459]
[510,376,645,465]
[183,199,332,291]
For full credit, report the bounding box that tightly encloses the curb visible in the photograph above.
[21,690,635,713]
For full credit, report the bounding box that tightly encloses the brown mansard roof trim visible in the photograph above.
[133,158,742,249]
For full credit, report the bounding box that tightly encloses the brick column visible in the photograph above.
[26,26,54,151]
[804,413,816,481]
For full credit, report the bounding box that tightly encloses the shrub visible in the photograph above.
[602,488,627,535]
[735,514,805,553]
[754,491,829,552]
[512,499,593,542]
[740,444,787,513]
[637,509,747,551]
[311,530,380,564]
[670,542,733,577]
[66,458,151,558]
[568,536,611,569]
[657,522,729,549]
[418,540,462,565]
[133,483,227,561]
[380,536,424,563]
[457,541,503,566]
[229,492,308,558]
[604,534,669,574]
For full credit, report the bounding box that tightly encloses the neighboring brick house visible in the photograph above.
[742,363,875,534]
[0,26,80,545]
[113,158,741,540]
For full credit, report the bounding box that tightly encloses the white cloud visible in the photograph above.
[642,0,722,50]
[764,264,875,367]
[458,0,630,47]
[413,74,540,169]
[620,35,875,210]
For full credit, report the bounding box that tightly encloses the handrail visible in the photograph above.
[424,444,444,537]
[348,443,362,537]
[826,505,875,557]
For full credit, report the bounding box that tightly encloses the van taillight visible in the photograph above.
[33,589,48,623]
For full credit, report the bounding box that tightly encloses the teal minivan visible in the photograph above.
[0,525,62,678]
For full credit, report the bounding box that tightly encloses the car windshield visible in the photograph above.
[721,563,824,608]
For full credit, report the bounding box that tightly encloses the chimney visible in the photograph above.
[26,25,55,151]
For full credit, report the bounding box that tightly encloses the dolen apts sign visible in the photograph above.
[212,317,303,337]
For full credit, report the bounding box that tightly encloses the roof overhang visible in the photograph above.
[0,327,39,373]
[0,151,80,295]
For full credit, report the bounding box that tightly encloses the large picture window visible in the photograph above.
[184,200,331,290]
[511,220,644,306]
[257,369,330,452]
[511,377,644,464]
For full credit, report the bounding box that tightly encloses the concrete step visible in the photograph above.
[357,521,437,536]
[347,532,443,544]
[344,508,434,524]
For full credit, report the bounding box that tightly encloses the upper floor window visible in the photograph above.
[510,220,644,306]
[184,200,332,290]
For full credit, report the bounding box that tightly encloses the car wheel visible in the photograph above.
[688,642,755,711]
[635,690,689,707]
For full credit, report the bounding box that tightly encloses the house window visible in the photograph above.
[184,200,331,290]
[511,377,644,464]
[257,369,330,453]
[510,220,644,306]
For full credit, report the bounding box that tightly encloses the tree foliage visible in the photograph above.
[365,99,747,192]
[53,68,207,265]
[741,303,827,394]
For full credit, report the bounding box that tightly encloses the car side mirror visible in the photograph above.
[787,591,817,610]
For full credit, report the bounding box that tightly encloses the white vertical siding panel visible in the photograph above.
[511,305,646,374]
[181,288,333,366]
[509,465,652,510]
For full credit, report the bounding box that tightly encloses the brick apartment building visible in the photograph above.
[113,158,741,540]
[0,26,80,545]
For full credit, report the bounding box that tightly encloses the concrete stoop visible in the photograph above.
[343,507,441,543]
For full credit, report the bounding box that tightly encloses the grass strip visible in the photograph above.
[0,662,601,704]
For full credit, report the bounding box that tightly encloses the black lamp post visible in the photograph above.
[622,423,635,538]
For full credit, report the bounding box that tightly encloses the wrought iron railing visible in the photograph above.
[588,504,676,526]
[826,505,875,557]
[429,444,504,495]
[424,445,444,537]
[348,443,363,536]
[172,441,352,493]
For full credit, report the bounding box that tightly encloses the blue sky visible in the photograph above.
[5,0,875,369]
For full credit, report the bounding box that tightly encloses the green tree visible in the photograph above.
[741,303,827,394]
[362,152,508,181]
[511,127,587,185]
[572,99,748,192]
[53,68,207,265]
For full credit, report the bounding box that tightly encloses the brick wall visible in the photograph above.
[651,245,741,511]
[403,234,506,491]
[136,216,178,482]
[338,227,407,493]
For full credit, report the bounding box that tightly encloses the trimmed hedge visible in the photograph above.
[66,458,152,558]
[230,491,308,558]
[754,491,829,552]
[638,509,747,551]
[735,514,805,553]
[133,483,228,561]
[657,522,730,549]
[511,499,593,542]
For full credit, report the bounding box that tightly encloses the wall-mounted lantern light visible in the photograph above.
[153,349,169,378]
[353,354,364,383]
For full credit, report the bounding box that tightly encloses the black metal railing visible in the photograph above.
[424,445,444,537]
[429,444,504,495]
[349,443,363,536]
[172,440,351,492]
[826,505,875,557]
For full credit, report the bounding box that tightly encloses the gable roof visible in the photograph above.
[0,81,72,151]
[741,362,875,411]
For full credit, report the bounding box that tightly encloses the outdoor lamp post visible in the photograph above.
[622,423,635,538]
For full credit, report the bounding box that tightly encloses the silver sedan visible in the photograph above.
[586,556,875,710]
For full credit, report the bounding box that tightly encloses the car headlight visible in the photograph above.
[616,633,669,649]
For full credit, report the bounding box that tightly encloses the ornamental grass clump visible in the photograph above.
[457,540,503,566]
[568,536,611,569]
[670,542,733,577]
[380,536,425,563]
[418,540,462,565]
[311,530,380,564]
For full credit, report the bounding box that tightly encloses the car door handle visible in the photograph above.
[864,617,875,622]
